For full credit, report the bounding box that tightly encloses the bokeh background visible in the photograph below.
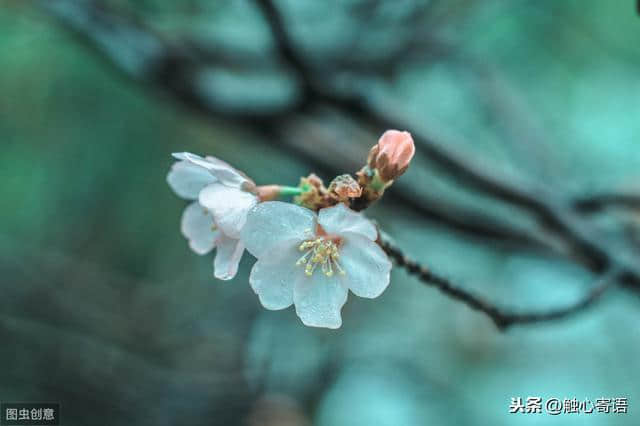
[1,0,639,425]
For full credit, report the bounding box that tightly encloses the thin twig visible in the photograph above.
[379,235,622,330]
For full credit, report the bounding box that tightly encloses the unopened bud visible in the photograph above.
[367,130,415,182]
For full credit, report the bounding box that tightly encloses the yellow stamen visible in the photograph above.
[296,237,345,278]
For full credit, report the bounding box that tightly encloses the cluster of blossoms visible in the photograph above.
[167,130,415,328]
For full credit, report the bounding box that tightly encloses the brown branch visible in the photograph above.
[379,235,622,330]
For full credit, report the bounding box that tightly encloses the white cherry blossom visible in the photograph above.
[241,202,392,329]
[167,155,249,280]
[173,152,259,239]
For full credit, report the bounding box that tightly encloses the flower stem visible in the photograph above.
[369,169,388,192]
[279,185,303,197]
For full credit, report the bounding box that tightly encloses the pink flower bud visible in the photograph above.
[367,130,415,182]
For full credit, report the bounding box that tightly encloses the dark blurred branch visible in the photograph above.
[254,0,312,84]
[380,235,622,330]
[254,0,640,291]
[255,0,553,212]
[37,0,303,121]
[35,0,640,318]
[574,192,640,213]
[36,0,558,253]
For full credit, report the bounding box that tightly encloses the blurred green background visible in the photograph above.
[1,0,639,425]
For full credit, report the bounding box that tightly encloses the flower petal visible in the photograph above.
[172,152,253,189]
[213,234,245,280]
[339,232,392,298]
[167,160,217,200]
[318,203,377,241]
[198,183,258,239]
[294,272,348,329]
[180,202,218,255]
[241,201,316,258]
[249,239,300,310]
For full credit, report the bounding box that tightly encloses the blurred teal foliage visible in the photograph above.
[0,1,639,425]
